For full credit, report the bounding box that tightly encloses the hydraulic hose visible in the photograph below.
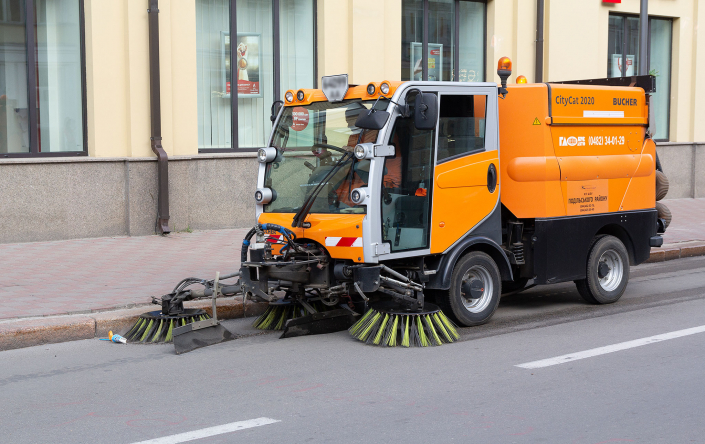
[241,223,299,263]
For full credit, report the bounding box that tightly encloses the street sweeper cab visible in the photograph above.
[237,56,664,346]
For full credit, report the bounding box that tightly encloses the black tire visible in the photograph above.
[437,251,502,327]
[574,235,629,304]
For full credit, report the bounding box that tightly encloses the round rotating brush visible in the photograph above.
[253,299,333,330]
[348,302,459,347]
[123,309,210,343]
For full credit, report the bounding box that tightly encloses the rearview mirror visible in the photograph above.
[414,93,438,130]
[355,110,390,130]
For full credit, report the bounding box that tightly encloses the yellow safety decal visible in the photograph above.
[532,117,541,125]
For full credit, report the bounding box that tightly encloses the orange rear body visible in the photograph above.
[498,83,655,220]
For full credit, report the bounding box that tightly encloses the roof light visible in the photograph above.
[285,91,294,102]
[380,83,390,95]
[497,57,512,72]
[497,57,512,98]
[366,84,376,95]
[516,75,527,84]
[296,90,305,101]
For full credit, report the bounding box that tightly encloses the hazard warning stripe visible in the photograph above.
[265,235,284,243]
[325,237,363,247]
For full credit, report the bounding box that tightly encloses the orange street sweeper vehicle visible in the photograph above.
[162,58,665,349]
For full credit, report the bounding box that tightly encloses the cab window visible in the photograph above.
[380,114,435,252]
[437,95,487,162]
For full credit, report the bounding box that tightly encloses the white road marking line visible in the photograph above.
[130,417,281,444]
[516,325,705,369]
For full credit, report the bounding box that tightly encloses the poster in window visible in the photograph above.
[410,42,443,81]
[235,33,262,97]
[223,32,262,98]
[611,54,635,77]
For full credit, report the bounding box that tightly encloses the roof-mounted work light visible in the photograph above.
[497,57,512,99]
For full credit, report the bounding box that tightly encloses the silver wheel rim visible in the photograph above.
[598,249,624,292]
[460,265,493,313]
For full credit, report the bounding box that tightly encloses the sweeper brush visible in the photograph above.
[253,299,335,330]
[349,302,459,347]
[123,309,210,343]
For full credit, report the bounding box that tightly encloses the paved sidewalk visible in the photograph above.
[0,198,703,321]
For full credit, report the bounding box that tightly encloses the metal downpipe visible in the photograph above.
[535,0,544,83]
[639,0,648,75]
[148,0,170,235]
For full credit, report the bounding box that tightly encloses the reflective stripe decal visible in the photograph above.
[265,235,284,243]
[325,237,363,247]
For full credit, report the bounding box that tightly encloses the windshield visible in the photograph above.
[264,99,386,214]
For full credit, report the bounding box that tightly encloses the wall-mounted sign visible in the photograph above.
[222,32,262,98]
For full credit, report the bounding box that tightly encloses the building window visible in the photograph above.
[401,0,485,83]
[1,0,86,157]
[607,13,672,141]
[196,0,315,152]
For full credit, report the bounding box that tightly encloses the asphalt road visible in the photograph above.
[1,256,704,444]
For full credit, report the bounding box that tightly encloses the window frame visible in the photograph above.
[2,0,88,158]
[410,0,486,83]
[199,0,318,154]
[607,12,673,142]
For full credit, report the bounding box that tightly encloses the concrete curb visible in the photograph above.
[1,242,704,352]
[0,296,268,352]
[645,241,705,263]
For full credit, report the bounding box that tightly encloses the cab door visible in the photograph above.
[430,90,500,253]
[379,101,436,255]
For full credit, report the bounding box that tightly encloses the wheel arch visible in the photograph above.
[595,224,636,264]
[426,236,513,290]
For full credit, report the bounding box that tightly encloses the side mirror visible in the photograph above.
[270,100,284,122]
[355,110,390,130]
[414,93,438,130]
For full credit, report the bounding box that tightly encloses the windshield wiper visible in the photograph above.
[291,151,354,228]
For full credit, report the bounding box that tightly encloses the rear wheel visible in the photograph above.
[575,235,630,304]
[437,251,501,327]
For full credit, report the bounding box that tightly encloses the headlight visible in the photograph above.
[350,187,367,205]
[285,91,294,102]
[297,90,305,101]
[380,82,390,95]
[257,147,277,163]
[354,144,367,159]
[255,188,274,204]
[366,84,376,95]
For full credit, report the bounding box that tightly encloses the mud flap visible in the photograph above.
[280,309,359,339]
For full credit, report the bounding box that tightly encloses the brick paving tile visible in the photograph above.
[0,201,702,321]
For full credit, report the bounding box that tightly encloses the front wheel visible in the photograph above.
[437,251,502,327]
[575,235,630,304]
